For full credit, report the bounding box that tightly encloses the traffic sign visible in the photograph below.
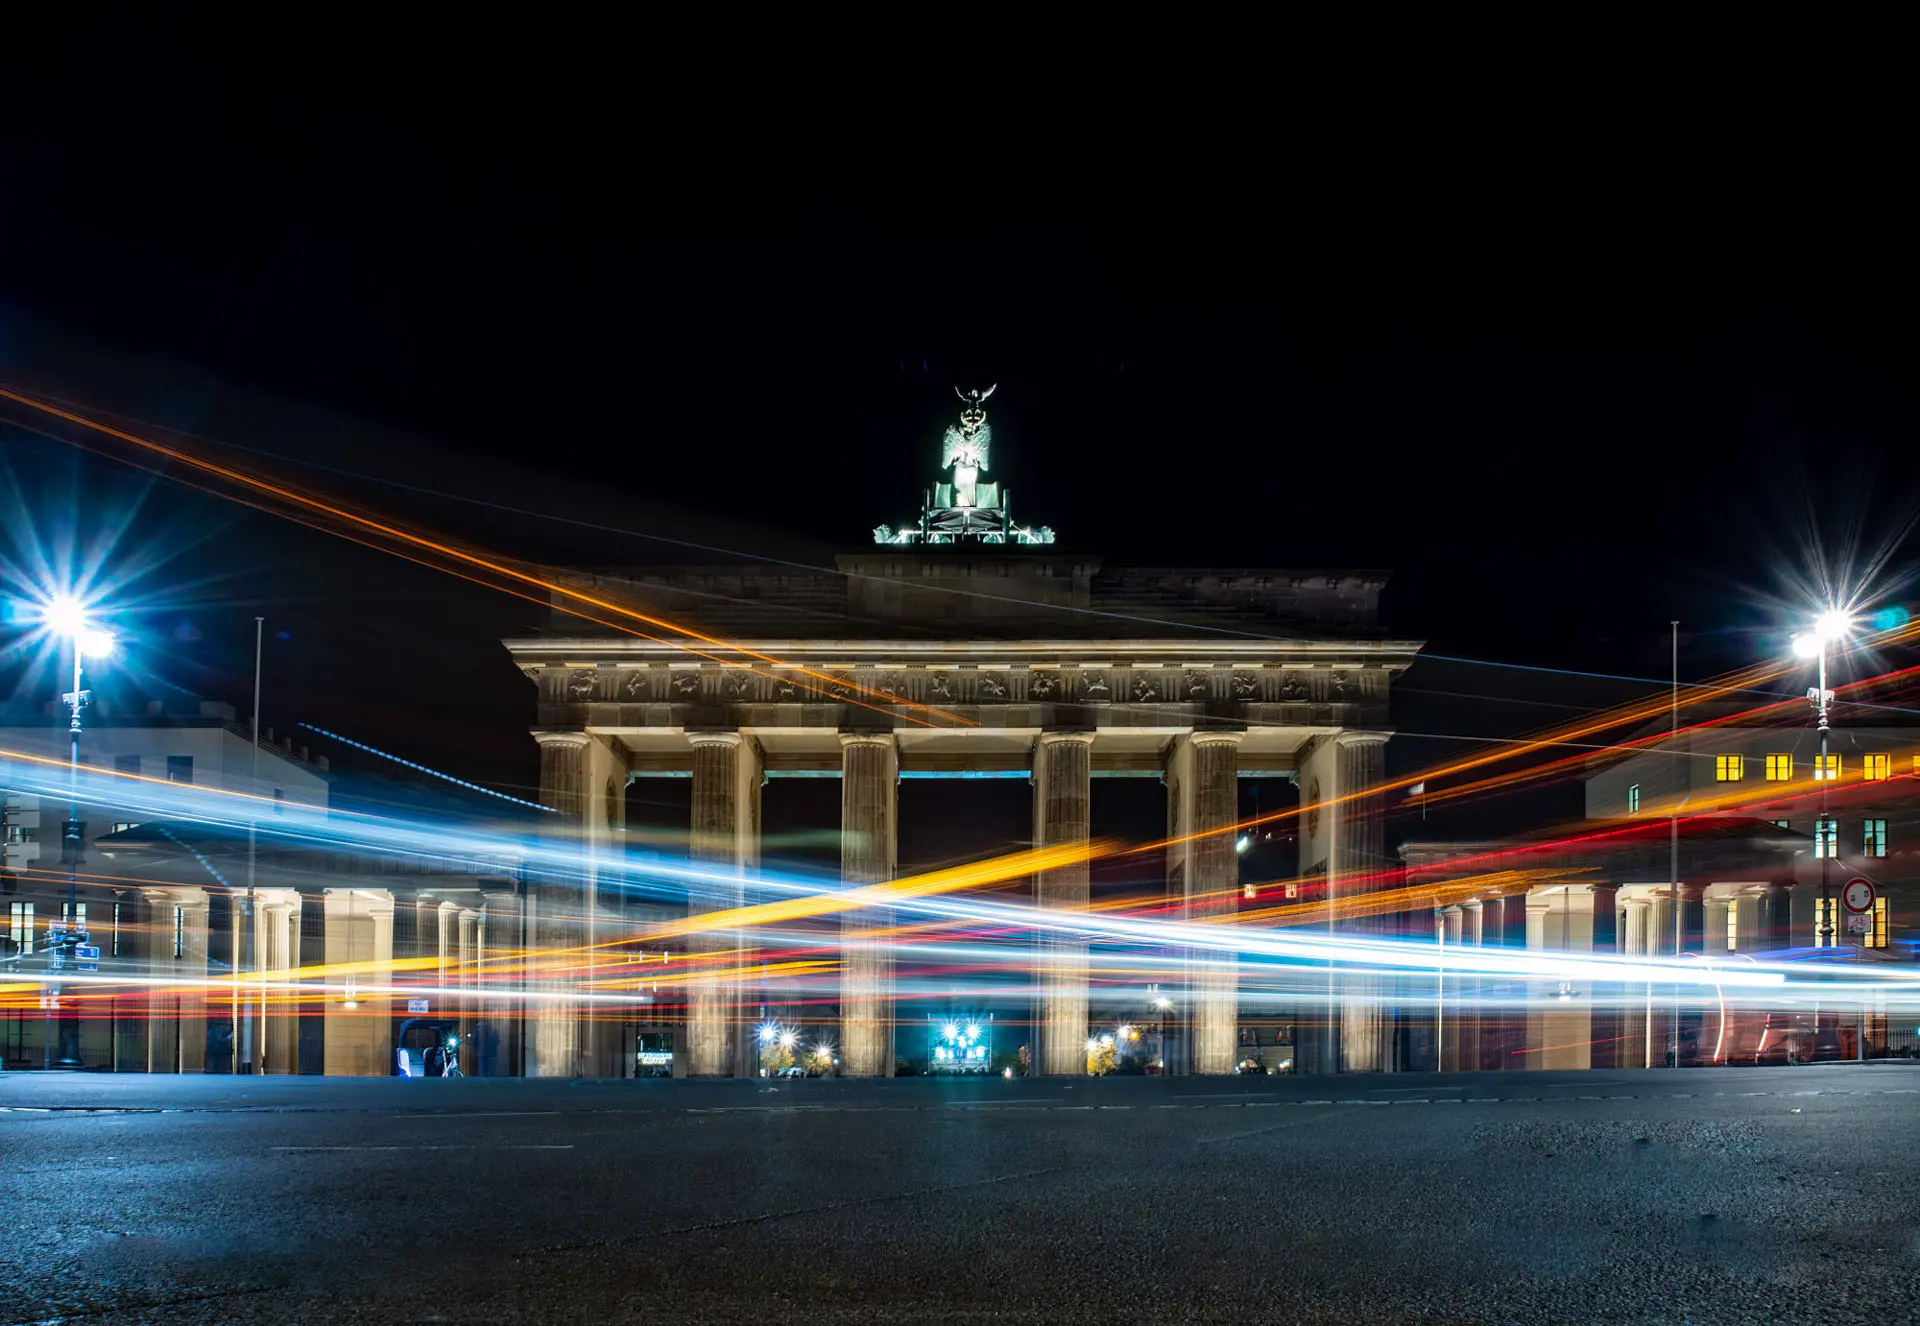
[406,998,429,1014]
[1843,877,1876,914]
[73,945,100,962]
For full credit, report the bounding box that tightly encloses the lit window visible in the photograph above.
[1814,754,1840,781]
[1815,819,1838,858]
[1864,754,1890,781]
[1864,819,1887,858]
[1726,903,1738,952]
[1869,897,1890,949]
[1628,784,1641,814]
[2,825,33,845]
[172,906,185,960]
[1766,753,1793,781]
[111,822,139,834]
[1771,819,1790,830]
[8,901,32,954]
[63,901,86,928]
[1715,755,1744,782]
[1813,897,1837,946]
[112,901,121,958]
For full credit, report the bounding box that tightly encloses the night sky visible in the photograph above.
[2,20,1915,864]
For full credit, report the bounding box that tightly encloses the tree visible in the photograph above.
[761,1042,794,1075]
[1086,1039,1117,1076]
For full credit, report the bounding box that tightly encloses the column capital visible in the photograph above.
[838,731,897,750]
[688,730,745,749]
[533,729,593,749]
[1334,729,1392,747]
[1037,730,1097,748]
[1188,729,1244,748]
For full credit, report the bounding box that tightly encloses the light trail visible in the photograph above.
[0,388,973,728]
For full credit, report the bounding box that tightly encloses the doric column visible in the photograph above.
[1179,731,1241,1075]
[840,733,899,1078]
[297,891,327,1075]
[1761,881,1794,950]
[1588,884,1621,1069]
[176,899,210,1074]
[1437,907,1461,1072]
[1334,733,1389,1073]
[480,889,522,1077]
[1678,882,1706,954]
[528,731,591,1077]
[688,731,761,1077]
[112,892,149,1073]
[262,900,297,1075]
[1706,898,1732,954]
[1032,731,1093,1077]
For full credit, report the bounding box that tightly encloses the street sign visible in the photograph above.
[1846,912,1871,935]
[1842,877,1876,914]
[406,998,429,1014]
[73,945,100,962]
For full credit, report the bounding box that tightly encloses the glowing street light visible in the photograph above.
[37,594,117,1070]
[1791,605,1855,952]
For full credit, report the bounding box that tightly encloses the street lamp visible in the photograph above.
[1791,607,1853,951]
[40,595,115,1070]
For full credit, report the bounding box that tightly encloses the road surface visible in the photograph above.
[3,1065,1917,1323]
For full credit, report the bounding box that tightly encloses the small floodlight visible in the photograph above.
[43,596,88,638]
[1790,634,1820,659]
[1813,609,1853,643]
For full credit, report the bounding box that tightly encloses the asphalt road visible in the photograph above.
[3,1066,1919,1325]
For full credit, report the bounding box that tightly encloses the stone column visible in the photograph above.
[1760,881,1794,950]
[1334,734,1389,1073]
[112,892,149,1073]
[173,899,210,1074]
[1678,882,1706,954]
[1588,884,1621,1069]
[1438,906,1463,1072]
[262,899,297,1075]
[688,731,761,1077]
[480,889,522,1077]
[528,731,590,1077]
[1032,731,1093,1077]
[1478,891,1527,1069]
[840,733,899,1078]
[1171,732,1241,1075]
[297,891,327,1075]
[1706,898,1731,955]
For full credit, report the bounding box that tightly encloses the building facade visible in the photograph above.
[506,392,1422,1076]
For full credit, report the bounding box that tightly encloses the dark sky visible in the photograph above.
[2,19,1915,851]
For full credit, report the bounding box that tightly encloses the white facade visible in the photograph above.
[1,702,328,870]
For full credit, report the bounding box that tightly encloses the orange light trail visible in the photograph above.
[0,388,972,729]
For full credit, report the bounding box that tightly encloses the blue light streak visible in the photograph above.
[297,722,556,813]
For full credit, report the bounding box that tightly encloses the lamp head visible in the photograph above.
[1813,609,1853,643]
[1791,634,1821,659]
[79,628,115,659]
[43,596,88,638]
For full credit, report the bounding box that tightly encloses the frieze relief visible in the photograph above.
[550,661,1380,710]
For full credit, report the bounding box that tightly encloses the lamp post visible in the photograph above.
[43,596,116,1070]
[1791,610,1852,947]
[1793,608,1852,1062]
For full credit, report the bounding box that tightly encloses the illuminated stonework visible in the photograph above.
[874,386,1057,545]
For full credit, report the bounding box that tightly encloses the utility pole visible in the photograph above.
[239,617,264,1074]
[1669,621,1681,1069]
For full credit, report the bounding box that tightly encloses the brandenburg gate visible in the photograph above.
[505,390,1420,1076]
